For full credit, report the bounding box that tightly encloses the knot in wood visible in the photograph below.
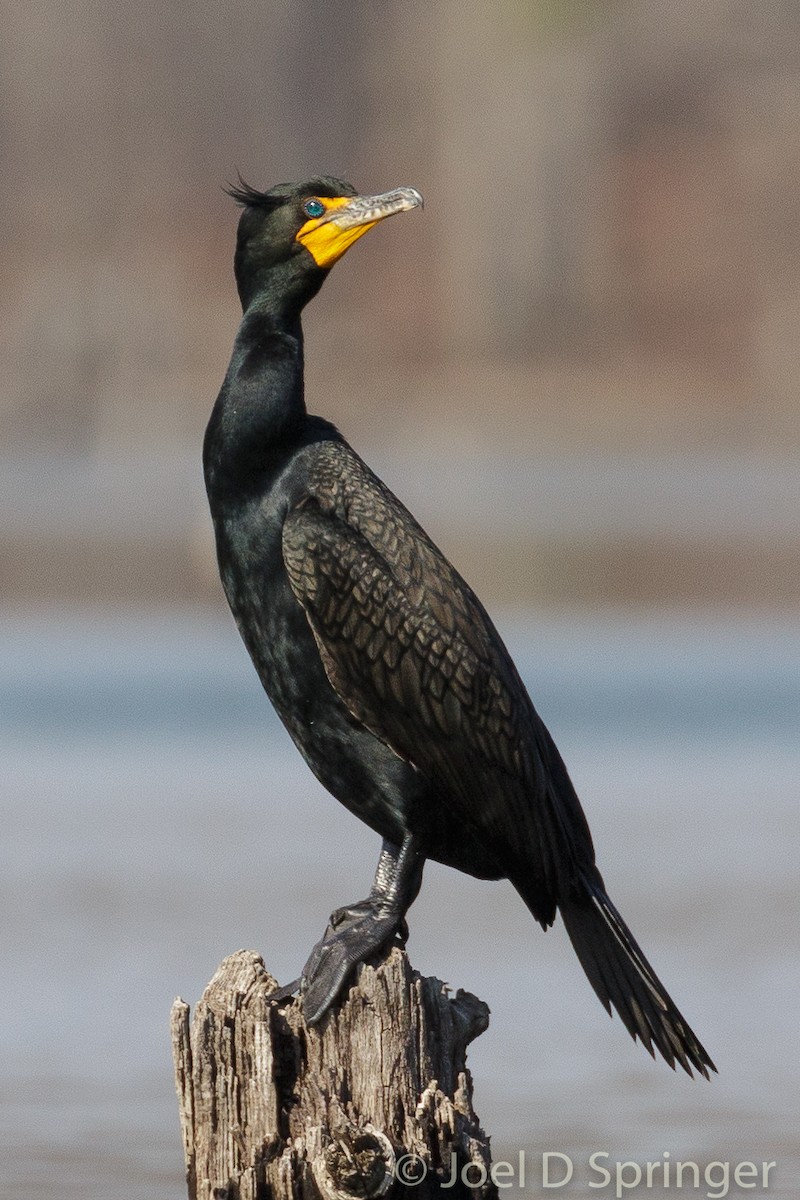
[316,1124,395,1200]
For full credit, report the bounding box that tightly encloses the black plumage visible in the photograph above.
[203,176,715,1078]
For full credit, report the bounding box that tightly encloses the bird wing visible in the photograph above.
[282,446,594,922]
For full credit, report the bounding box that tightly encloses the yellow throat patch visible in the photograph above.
[296,197,377,269]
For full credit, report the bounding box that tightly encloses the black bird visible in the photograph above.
[203,175,715,1078]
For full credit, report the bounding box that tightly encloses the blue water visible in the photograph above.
[1,607,798,1198]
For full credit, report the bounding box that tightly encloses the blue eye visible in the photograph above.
[303,198,325,219]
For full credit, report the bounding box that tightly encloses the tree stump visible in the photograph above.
[171,947,494,1200]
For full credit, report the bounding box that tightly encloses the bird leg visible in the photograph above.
[294,834,424,1025]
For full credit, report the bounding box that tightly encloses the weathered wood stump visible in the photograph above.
[171,947,494,1200]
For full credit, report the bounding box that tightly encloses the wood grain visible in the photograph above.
[171,946,494,1200]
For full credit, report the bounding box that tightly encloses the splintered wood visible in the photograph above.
[171,947,493,1200]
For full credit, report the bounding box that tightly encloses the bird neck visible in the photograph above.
[204,301,307,493]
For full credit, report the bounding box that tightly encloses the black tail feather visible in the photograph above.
[559,873,716,1079]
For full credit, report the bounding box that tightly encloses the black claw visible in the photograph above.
[329,899,376,930]
[268,977,302,1003]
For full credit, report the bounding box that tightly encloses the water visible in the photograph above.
[1,607,797,1197]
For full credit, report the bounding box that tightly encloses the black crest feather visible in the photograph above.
[224,173,283,210]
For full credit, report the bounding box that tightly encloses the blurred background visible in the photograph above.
[2,1,798,1197]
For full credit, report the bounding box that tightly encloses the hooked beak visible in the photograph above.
[296,186,424,269]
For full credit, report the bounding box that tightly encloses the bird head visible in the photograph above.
[225,175,423,312]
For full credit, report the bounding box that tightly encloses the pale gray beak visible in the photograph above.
[322,187,424,229]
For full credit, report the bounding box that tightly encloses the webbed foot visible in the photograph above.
[300,902,404,1024]
[274,833,424,1026]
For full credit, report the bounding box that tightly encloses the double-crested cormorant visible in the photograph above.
[203,176,715,1078]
